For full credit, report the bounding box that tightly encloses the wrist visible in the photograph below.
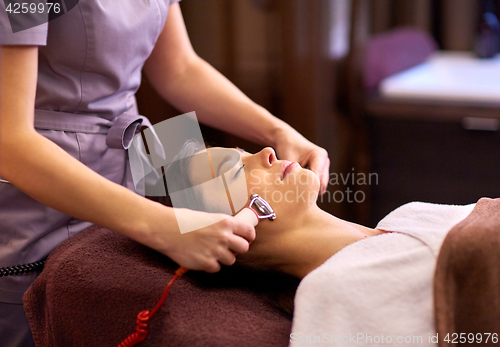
[125,198,178,255]
[261,115,296,149]
[270,122,306,149]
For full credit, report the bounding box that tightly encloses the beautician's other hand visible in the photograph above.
[165,209,255,273]
[274,128,330,195]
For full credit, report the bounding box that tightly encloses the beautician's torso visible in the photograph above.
[0,0,179,304]
[36,0,173,118]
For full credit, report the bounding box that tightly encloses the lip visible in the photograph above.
[281,161,300,180]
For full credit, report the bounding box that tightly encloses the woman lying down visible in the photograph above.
[159,141,476,346]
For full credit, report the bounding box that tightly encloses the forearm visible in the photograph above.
[146,56,296,147]
[0,130,178,250]
[0,46,174,247]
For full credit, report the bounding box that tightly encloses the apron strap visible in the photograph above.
[34,109,154,150]
[106,113,151,149]
[33,109,165,196]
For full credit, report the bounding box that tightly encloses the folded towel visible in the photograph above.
[290,201,474,346]
[376,201,476,255]
[23,225,292,347]
[434,197,500,346]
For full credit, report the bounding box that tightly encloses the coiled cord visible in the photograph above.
[117,310,150,347]
[117,266,189,347]
[0,260,46,277]
[1,258,188,346]
[1,258,190,346]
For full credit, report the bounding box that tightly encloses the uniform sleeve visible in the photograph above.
[170,0,181,4]
[0,1,48,46]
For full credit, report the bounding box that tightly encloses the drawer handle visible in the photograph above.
[462,117,500,131]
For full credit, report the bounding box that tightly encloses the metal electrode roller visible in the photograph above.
[234,194,276,227]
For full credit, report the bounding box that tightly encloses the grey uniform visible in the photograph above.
[0,0,180,345]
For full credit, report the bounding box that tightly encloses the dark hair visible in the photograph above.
[146,140,299,316]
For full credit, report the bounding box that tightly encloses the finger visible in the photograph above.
[307,151,324,177]
[230,218,256,243]
[307,151,328,192]
[320,157,330,195]
[275,146,295,162]
[217,250,237,267]
[227,234,250,255]
[203,260,222,273]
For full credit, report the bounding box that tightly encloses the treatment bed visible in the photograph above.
[23,226,293,347]
[23,198,500,346]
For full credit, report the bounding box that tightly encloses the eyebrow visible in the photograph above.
[233,165,244,178]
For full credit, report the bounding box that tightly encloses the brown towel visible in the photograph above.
[23,225,292,347]
[434,198,500,345]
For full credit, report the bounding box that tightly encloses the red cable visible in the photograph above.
[117,266,189,347]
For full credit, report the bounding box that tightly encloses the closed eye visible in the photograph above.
[233,165,244,178]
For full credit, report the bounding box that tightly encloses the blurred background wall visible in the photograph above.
[136,0,500,225]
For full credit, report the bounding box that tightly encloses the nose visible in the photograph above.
[257,147,277,168]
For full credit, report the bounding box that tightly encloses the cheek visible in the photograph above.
[243,169,318,214]
[245,170,274,195]
[272,170,319,208]
[197,182,228,213]
[279,170,314,193]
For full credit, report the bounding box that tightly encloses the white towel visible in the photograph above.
[290,202,475,346]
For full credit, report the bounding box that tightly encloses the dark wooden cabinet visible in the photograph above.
[366,98,500,226]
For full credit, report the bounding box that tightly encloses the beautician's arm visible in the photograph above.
[0,46,254,272]
[143,4,330,194]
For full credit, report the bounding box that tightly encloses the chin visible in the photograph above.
[287,169,320,209]
[308,169,321,190]
[302,170,320,208]
[301,167,320,188]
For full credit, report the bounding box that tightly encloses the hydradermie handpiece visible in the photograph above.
[248,194,276,221]
[233,194,276,227]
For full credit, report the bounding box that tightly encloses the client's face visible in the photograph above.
[188,146,320,271]
[188,147,320,220]
[240,147,320,215]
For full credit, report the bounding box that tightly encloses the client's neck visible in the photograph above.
[259,206,380,279]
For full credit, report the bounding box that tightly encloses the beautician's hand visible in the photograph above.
[274,129,330,195]
[165,210,256,273]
